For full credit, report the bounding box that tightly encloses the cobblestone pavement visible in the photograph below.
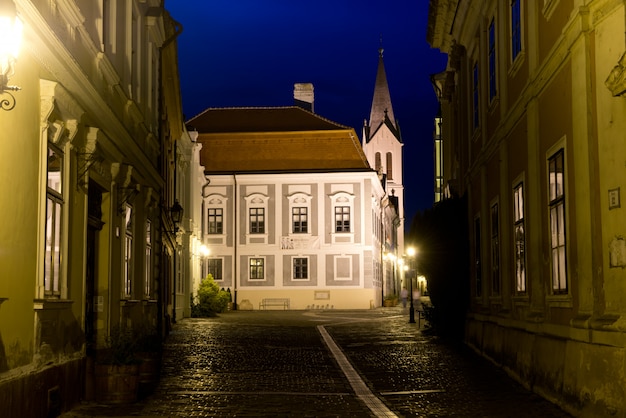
[60,308,573,417]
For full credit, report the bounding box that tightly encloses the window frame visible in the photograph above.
[288,192,312,236]
[204,194,228,244]
[249,207,265,234]
[488,17,497,102]
[513,182,526,294]
[548,149,567,294]
[335,206,351,233]
[207,207,223,234]
[490,200,500,296]
[145,220,152,298]
[292,257,309,280]
[44,141,64,298]
[510,0,522,62]
[245,193,269,243]
[123,203,134,299]
[207,257,223,281]
[249,257,265,281]
[329,191,355,244]
[292,207,308,234]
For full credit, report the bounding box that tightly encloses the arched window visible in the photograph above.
[375,152,382,172]
[386,152,393,180]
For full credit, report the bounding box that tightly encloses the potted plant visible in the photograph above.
[135,327,162,398]
[94,326,140,404]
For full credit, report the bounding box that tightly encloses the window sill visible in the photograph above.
[33,299,74,310]
[512,294,529,305]
[547,293,572,308]
[508,51,526,78]
[488,96,500,114]
[121,299,141,306]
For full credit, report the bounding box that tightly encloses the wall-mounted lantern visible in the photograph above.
[170,200,184,228]
[0,1,23,111]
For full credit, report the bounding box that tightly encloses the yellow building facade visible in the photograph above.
[429,1,626,416]
[0,1,185,416]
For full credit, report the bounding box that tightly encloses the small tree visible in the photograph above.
[191,274,230,317]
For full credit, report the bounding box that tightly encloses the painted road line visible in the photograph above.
[318,325,398,418]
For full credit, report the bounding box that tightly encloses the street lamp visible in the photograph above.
[199,244,210,257]
[0,1,23,111]
[406,246,416,324]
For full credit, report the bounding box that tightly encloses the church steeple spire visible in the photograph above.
[368,47,397,137]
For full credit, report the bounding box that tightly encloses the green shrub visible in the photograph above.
[191,274,230,317]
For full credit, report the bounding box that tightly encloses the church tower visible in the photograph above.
[363,47,405,254]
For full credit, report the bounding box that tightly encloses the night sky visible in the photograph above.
[165,0,447,227]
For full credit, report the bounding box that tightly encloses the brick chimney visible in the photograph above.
[294,83,314,112]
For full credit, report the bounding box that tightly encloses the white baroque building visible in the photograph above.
[187,106,399,310]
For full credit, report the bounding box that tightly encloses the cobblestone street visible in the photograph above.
[61,309,573,417]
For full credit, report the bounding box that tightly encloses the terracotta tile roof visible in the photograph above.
[189,107,371,173]
[187,106,349,133]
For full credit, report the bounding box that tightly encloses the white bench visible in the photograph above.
[259,298,290,310]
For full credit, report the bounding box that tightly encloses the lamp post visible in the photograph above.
[407,246,416,324]
[0,1,23,111]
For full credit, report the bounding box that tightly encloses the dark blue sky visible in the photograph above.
[165,0,447,225]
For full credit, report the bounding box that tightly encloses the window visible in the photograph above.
[292,207,308,233]
[208,208,223,234]
[330,191,354,243]
[293,257,308,280]
[549,149,567,293]
[491,202,500,295]
[176,248,184,293]
[511,0,522,61]
[123,204,134,298]
[375,152,382,172]
[335,206,350,232]
[513,183,526,293]
[250,258,264,280]
[472,62,479,130]
[249,208,265,234]
[488,18,497,101]
[45,143,64,297]
[207,258,222,281]
[474,217,482,297]
[145,220,152,298]
[386,152,393,180]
